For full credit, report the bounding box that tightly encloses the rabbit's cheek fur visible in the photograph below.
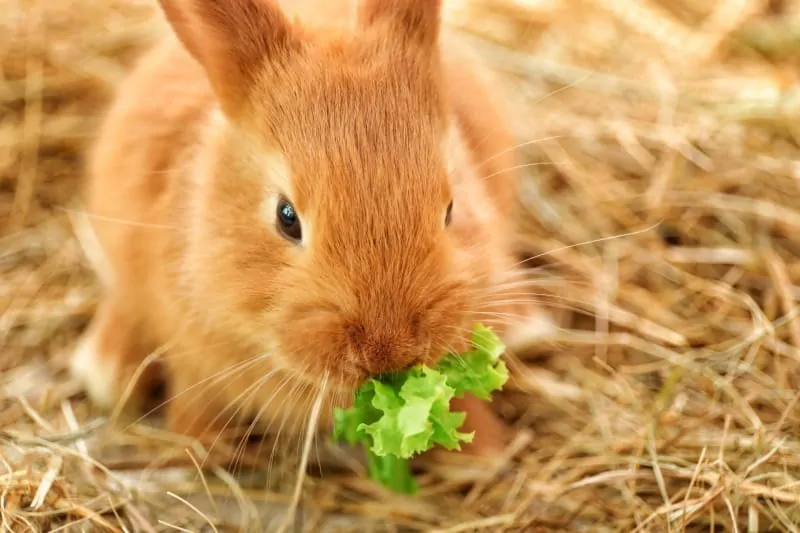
[181,134,292,339]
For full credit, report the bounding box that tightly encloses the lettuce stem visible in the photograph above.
[365,446,418,494]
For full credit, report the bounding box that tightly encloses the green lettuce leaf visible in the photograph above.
[435,324,509,401]
[331,323,507,494]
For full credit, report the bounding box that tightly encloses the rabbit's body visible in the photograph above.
[71,0,549,454]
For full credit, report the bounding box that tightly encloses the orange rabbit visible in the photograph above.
[70,0,551,456]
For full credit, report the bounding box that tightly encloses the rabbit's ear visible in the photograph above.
[359,0,441,49]
[157,0,299,114]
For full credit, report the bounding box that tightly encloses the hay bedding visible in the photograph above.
[2,0,800,530]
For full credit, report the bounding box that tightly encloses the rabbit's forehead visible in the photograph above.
[252,46,446,137]
[259,150,293,195]
[245,45,450,201]
[249,118,458,212]
[258,152,449,211]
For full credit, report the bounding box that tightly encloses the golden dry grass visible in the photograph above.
[3,0,800,531]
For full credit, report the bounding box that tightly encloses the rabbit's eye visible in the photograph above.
[276,197,302,242]
[444,200,453,227]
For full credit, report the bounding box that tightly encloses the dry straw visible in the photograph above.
[2,0,800,530]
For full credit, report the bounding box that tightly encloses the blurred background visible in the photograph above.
[2,0,800,531]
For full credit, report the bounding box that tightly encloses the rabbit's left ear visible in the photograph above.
[157,0,301,115]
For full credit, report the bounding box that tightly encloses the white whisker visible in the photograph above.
[276,374,328,533]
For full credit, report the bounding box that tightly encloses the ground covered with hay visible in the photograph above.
[3,0,800,531]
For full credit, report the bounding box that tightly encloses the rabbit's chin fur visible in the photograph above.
[70,0,556,456]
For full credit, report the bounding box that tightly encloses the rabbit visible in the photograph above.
[70,0,554,458]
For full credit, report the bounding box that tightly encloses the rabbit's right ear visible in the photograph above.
[157,0,299,116]
[360,0,441,50]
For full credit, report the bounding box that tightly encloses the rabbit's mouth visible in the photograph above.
[333,362,372,390]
